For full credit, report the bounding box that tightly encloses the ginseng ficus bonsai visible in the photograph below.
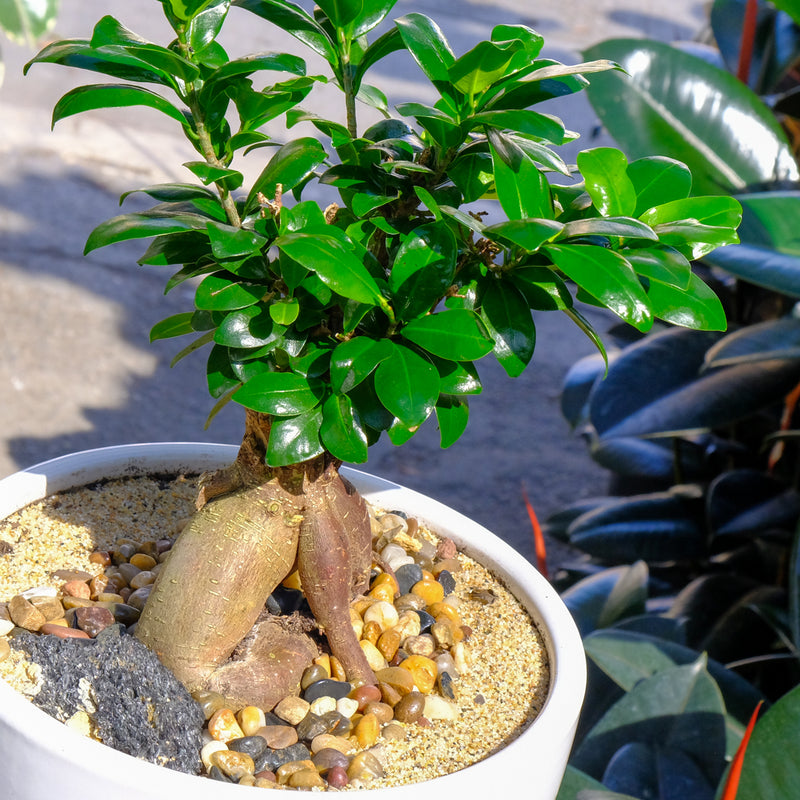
[25,0,741,709]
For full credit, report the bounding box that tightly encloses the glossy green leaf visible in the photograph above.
[188,0,230,52]
[737,192,800,256]
[545,244,653,332]
[627,156,692,216]
[0,0,58,46]
[402,309,495,361]
[732,684,800,800]
[123,43,200,83]
[432,357,482,395]
[201,52,307,101]
[195,274,265,311]
[583,38,799,195]
[626,247,692,289]
[245,137,327,211]
[511,266,573,311]
[704,317,800,368]
[395,13,455,90]
[206,343,240,397]
[320,394,369,463]
[374,343,439,427]
[84,210,210,253]
[214,305,283,348]
[233,370,323,415]
[573,657,728,783]
[646,271,727,331]
[558,217,658,242]
[266,407,325,466]
[435,395,469,448]
[150,312,195,342]
[641,196,742,231]
[577,147,637,217]
[330,337,394,393]
[480,280,535,377]
[170,330,215,368]
[207,222,266,259]
[121,182,219,204]
[233,0,337,65]
[484,218,563,251]
[448,38,525,98]
[389,222,458,320]
[314,0,361,28]
[160,0,218,21]
[269,298,300,325]
[52,84,188,129]
[276,233,385,307]
[561,562,649,637]
[469,109,566,144]
[489,133,553,221]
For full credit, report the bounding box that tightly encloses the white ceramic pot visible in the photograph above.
[0,443,586,800]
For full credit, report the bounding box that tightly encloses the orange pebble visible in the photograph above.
[61,580,91,599]
[354,712,380,748]
[208,708,245,742]
[361,620,382,645]
[428,602,461,627]
[371,572,399,594]
[330,655,347,683]
[368,583,396,604]
[411,579,444,605]
[398,655,438,694]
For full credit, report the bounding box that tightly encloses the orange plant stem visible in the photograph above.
[737,0,759,84]
[720,700,763,800]
[522,484,549,580]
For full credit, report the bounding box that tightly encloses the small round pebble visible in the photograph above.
[327,765,349,788]
[394,691,425,723]
[303,678,351,703]
[228,735,268,761]
[256,724,298,750]
[274,695,310,726]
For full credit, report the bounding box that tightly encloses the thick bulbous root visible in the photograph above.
[135,459,376,709]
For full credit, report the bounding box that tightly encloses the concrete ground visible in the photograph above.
[0,0,708,562]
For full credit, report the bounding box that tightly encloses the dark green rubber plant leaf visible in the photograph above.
[560,561,649,637]
[489,132,553,220]
[234,370,324,415]
[374,342,439,427]
[401,309,495,361]
[330,337,394,393]
[645,272,727,331]
[395,13,456,102]
[703,244,800,298]
[582,38,799,196]
[435,395,470,448]
[732,684,800,800]
[627,156,692,217]
[483,218,563,251]
[572,657,728,784]
[566,490,707,562]
[194,274,264,311]
[213,305,283,348]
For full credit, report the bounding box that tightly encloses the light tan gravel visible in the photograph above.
[0,474,549,789]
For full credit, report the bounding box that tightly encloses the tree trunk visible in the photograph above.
[135,410,376,708]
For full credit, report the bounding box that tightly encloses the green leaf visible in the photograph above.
[352,27,405,93]
[484,218,563,251]
[266,407,325,466]
[171,330,215,368]
[245,137,327,212]
[150,312,196,342]
[206,343,240,397]
[489,131,553,220]
[195,274,265,311]
[545,244,653,332]
[468,109,567,144]
[448,38,525,98]
[573,656,728,783]
[558,217,658,242]
[207,222,267,259]
[627,156,692,216]
[269,298,300,325]
[737,192,800,256]
[395,12,455,88]
[233,0,337,65]
[214,305,283,348]
[374,343,439,427]
[0,0,58,46]
[233,370,323,415]
[183,162,243,191]
[402,309,495,361]
[641,196,743,230]
[123,43,200,83]
[330,337,394,393]
[188,0,230,52]
[200,51,307,102]
[84,210,210,253]
[646,272,727,331]
[703,244,800,298]
[320,394,369,463]
[577,147,637,217]
[480,280,536,377]
[583,38,799,195]
[389,222,458,320]
[315,0,362,27]
[432,357,482,395]
[626,246,692,289]
[734,684,800,800]
[435,395,470,448]
[276,232,385,307]
[52,84,188,129]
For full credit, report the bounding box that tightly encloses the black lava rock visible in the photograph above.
[11,631,204,774]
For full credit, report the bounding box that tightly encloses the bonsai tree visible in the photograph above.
[24,0,742,710]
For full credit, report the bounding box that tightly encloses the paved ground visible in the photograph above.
[0,0,707,562]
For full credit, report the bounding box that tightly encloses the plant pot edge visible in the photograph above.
[0,442,585,800]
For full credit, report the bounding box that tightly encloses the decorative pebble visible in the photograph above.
[381,721,407,741]
[354,712,380,747]
[256,724,298,750]
[437,569,457,595]
[0,618,15,636]
[363,600,399,632]
[330,655,347,682]
[414,608,436,632]
[61,580,91,599]
[39,622,90,640]
[438,671,456,699]
[347,750,385,782]
[74,606,115,637]
[395,563,423,595]
[295,712,328,742]
[200,740,228,770]
[129,553,157,571]
[228,735,268,761]
[404,634,435,657]
[211,749,255,780]
[88,550,112,567]
[208,708,245,742]
[7,595,46,631]
[374,666,414,696]
[21,585,57,600]
[326,764,349,788]
[311,747,350,771]
[236,706,266,737]
[274,695,311,726]
[255,743,311,774]
[276,759,317,785]
[399,655,438,694]
[310,733,354,755]
[336,696,359,718]
[393,691,425,723]
[193,690,228,721]
[359,639,388,671]
[411,578,444,605]
[350,683,381,711]
[301,663,328,690]
[423,694,460,721]
[303,678,351,703]
[287,768,325,789]
[319,709,351,736]
[0,638,10,662]
[394,593,425,613]
[111,603,140,626]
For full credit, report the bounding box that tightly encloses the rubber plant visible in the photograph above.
[25,0,741,710]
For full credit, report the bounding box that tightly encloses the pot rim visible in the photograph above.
[0,443,586,798]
